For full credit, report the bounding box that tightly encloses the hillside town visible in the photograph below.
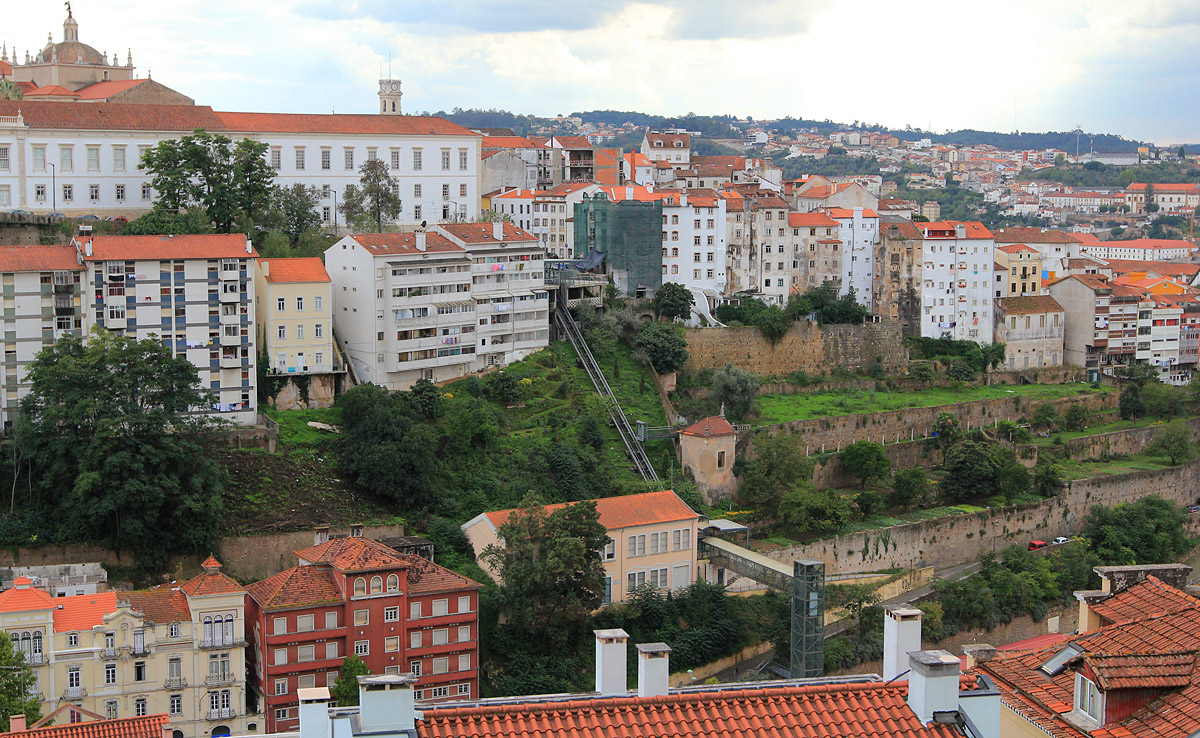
[2,6,1200,738]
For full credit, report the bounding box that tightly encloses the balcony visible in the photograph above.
[219,311,240,326]
[206,708,235,721]
[63,687,87,700]
[219,331,241,347]
[201,639,246,650]
[164,677,187,689]
[219,354,242,370]
[218,289,240,304]
[131,645,151,657]
[205,673,235,686]
[101,647,118,658]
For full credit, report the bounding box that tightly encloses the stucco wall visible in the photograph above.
[683,322,906,376]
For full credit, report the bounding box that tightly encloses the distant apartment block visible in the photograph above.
[324,223,549,390]
[254,258,334,375]
[918,221,996,343]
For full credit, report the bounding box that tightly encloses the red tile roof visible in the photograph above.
[11,714,169,738]
[261,257,331,284]
[1083,651,1196,691]
[438,222,537,244]
[419,680,968,738]
[994,227,1080,245]
[481,136,537,149]
[77,234,256,260]
[179,556,246,596]
[245,565,345,610]
[406,556,483,596]
[0,578,55,613]
[553,135,592,149]
[1090,238,1194,252]
[679,416,737,438]
[121,589,191,624]
[1103,260,1200,278]
[1090,575,1199,625]
[214,111,478,137]
[0,100,226,131]
[484,490,697,532]
[25,85,79,98]
[295,536,412,572]
[74,79,151,100]
[54,592,119,632]
[996,295,1064,315]
[998,243,1038,254]
[1127,183,1200,193]
[345,233,463,256]
[920,221,993,239]
[646,133,690,148]
[0,245,82,272]
[828,207,880,219]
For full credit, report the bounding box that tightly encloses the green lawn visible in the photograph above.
[1057,452,1174,480]
[755,383,1110,424]
[1031,417,1167,446]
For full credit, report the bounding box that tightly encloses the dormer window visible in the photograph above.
[1075,673,1103,723]
[674,141,683,148]
[654,141,663,147]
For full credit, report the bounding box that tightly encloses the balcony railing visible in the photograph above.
[205,673,235,686]
[63,687,87,700]
[201,639,246,650]
[206,708,234,721]
[164,677,187,689]
[131,645,151,656]
[101,647,118,658]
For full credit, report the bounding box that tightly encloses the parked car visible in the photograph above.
[1188,505,1200,514]
[78,214,100,221]
[1027,540,1048,550]
[106,216,128,223]
[1051,536,1071,545]
[48,212,66,218]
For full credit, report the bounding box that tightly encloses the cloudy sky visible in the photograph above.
[7,1,1198,143]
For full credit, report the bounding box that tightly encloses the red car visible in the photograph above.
[1027,540,1048,550]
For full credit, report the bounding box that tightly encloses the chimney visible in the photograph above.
[961,644,997,671]
[594,628,629,695]
[415,232,427,252]
[492,220,503,241]
[246,238,253,254]
[906,650,961,724]
[636,643,671,698]
[9,715,26,733]
[1094,563,1192,594]
[297,686,331,738]
[625,186,633,200]
[160,727,172,738]
[883,605,923,681]
[313,525,330,545]
[955,223,967,238]
[680,193,688,207]
[358,674,418,733]
[349,524,364,538]
[84,239,93,257]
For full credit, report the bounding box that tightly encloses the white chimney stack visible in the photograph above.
[594,628,629,695]
[415,232,427,252]
[246,238,253,254]
[883,605,923,681]
[636,643,671,698]
[313,525,330,545]
[296,687,331,738]
[906,650,961,725]
[625,186,634,200]
[261,260,270,277]
[358,674,418,733]
[493,220,504,241]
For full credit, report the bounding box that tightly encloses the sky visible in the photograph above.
[6,1,1200,144]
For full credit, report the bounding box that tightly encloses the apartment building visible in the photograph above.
[489,189,535,232]
[917,221,995,343]
[245,532,481,733]
[1080,238,1194,262]
[641,133,690,166]
[1049,274,1142,378]
[659,191,728,299]
[462,489,699,605]
[253,258,334,376]
[1124,182,1200,213]
[750,195,792,304]
[0,101,480,224]
[829,207,880,308]
[993,228,1081,281]
[0,244,85,428]
[788,211,841,293]
[324,223,548,390]
[722,191,752,295]
[876,219,924,334]
[994,244,1044,298]
[0,558,257,738]
[531,183,598,259]
[993,295,1065,369]
[74,234,258,424]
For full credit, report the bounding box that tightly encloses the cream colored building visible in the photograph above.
[994,244,1044,298]
[254,258,334,375]
[677,416,737,504]
[994,295,1065,370]
[460,489,699,605]
[0,557,260,738]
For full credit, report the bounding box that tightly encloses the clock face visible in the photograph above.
[391,82,399,91]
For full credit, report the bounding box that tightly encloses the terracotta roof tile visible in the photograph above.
[484,490,697,532]
[295,536,412,572]
[347,233,464,256]
[25,85,79,98]
[54,592,119,632]
[438,223,537,244]
[121,589,191,624]
[996,295,1064,314]
[215,111,478,137]
[12,714,168,738]
[994,227,1080,245]
[77,234,256,260]
[0,579,55,613]
[1091,576,1200,625]
[646,133,690,147]
[74,79,152,100]
[0,100,225,131]
[679,416,737,438]
[245,565,344,610]
[1103,260,1200,278]
[1083,651,1196,691]
[260,257,330,284]
[406,557,483,596]
[0,245,81,272]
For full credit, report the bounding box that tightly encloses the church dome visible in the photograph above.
[39,40,106,66]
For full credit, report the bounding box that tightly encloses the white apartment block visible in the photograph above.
[490,189,535,232]
[829,207,880,309]
[75,234,259,424]
[919,221,996,343]
[660,192,728,298]
[1080,239,1193,262]
[532,183,598,259]
[0,101,481,224]
[641,133,690,167]
[0,245,85,428]
[325,223,549,390]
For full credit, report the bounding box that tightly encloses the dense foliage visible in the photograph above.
[0,634,39,731]
[330,655,371,706]
[709,365,759,421]
[1080,495,1190,566]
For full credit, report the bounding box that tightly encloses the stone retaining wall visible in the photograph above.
[684,322,906,376]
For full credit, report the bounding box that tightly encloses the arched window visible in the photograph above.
[32,632,42,660]
[203,617,213,645]
[223,616,234,644]
[386,574,399,593]
[20,632,31,657]
[353,578,367,597]
[370,576,383,594]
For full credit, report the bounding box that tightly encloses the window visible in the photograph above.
[314,295,323,311]
[459,150,469,170]
[354,610,369,626]
[459,654,471,671]
[432,629,448,646]
[142,183,152,200]
[442,183,450,200]
[296,324,304,340]
[384,606,400,622]
[33,146,45,171]
[273,617,287,635]
[354,578,367,596]
[414,205,422,220]
[104,701,118,720]
[270,147,282,170]
[296,296,304,311]
[63,184,74,202]
[115,184,126,201]
[627,534,646,557]
[410,661,422,676]
[60,146,74,172]
[169,694,182,716]
[649,531,668,554]
[296,614,314,632]
[603,577,612,604]
[134,661,146,681]
[295,148,306,170]
[390,149,401,170]
[0,185,8,208]
[603,539,615,561]
[0,146,8,171]
[354,640,369,656]
[277,325,286,340]
[135,698,147,717]
[1076,674,1103,722]
[460,183,468,198]
[458,596,471,613]
[627,571,646,590]
[297,675,315,689]
[370,575,383,594]
[413,149,422,170]
[274,648,287,666]
[431,686,449,698]
[275,708,289,721]
[321,148,331,170]
[326,642,338,659]
[325,612,337,629]
[410,631,422,649]
[297,644,315,662]
[432,657,449,675]
[410,602,421,619]
[432,599,449,617]
[457,625,470,642]
[441,150,451,170]
[35,184,46,202]
[68,632,78,647]
[168,658,182,680]
[458,684,470,696]
[344,147,355,170]
[105,663,117,684]
[672,528,691,550]
[648,567,669,588]
[385,637,399,652]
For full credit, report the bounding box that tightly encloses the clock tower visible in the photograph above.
[378,78,402,115]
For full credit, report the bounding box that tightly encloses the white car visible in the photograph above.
[1051,536,1071,545]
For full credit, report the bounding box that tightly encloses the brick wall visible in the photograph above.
[684,321,906,375]
[764,456,1200,575]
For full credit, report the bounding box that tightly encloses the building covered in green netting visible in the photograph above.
[573,191,662,298]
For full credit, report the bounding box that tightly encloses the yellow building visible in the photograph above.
[0,558,259,738]
[994,243,1044,298]
[460,490,699,604]
[254,258,334,375]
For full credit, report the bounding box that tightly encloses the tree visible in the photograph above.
[14,330,225,571]
[0,635,37,731]
[485,371,521,405]
[992,446,1031,500]
[635,323,689,374]
[1032,463,1064,497]
[1081,496,1189,565]
[271,184,322,242]
[482,494,608,637]
[0,78,24,101]
[941,441,996,501]
[1031,403,1060,433]
[336,384,437,510]
[1062,404,1089,432]
[737,432,814,518]
[855,491,885,517]
[778,487,854,535]
[408,378,445,420]
[932,412,961,463]
[889,468,929,509]
[330,655,371,706]
[755,304,793,345]
[1142,381,1182,418]
[910,363,934,383]
[652,283,694,321]
[339,159,402,231]
[1119,383,1147,420]
[710,365,759,421]
[839,441,891,488]
[946,360,976,382]
[1146,422,1196,465]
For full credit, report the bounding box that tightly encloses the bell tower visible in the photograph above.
[378,79,402,115]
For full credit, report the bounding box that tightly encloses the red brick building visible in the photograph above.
[245,531,481,733]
